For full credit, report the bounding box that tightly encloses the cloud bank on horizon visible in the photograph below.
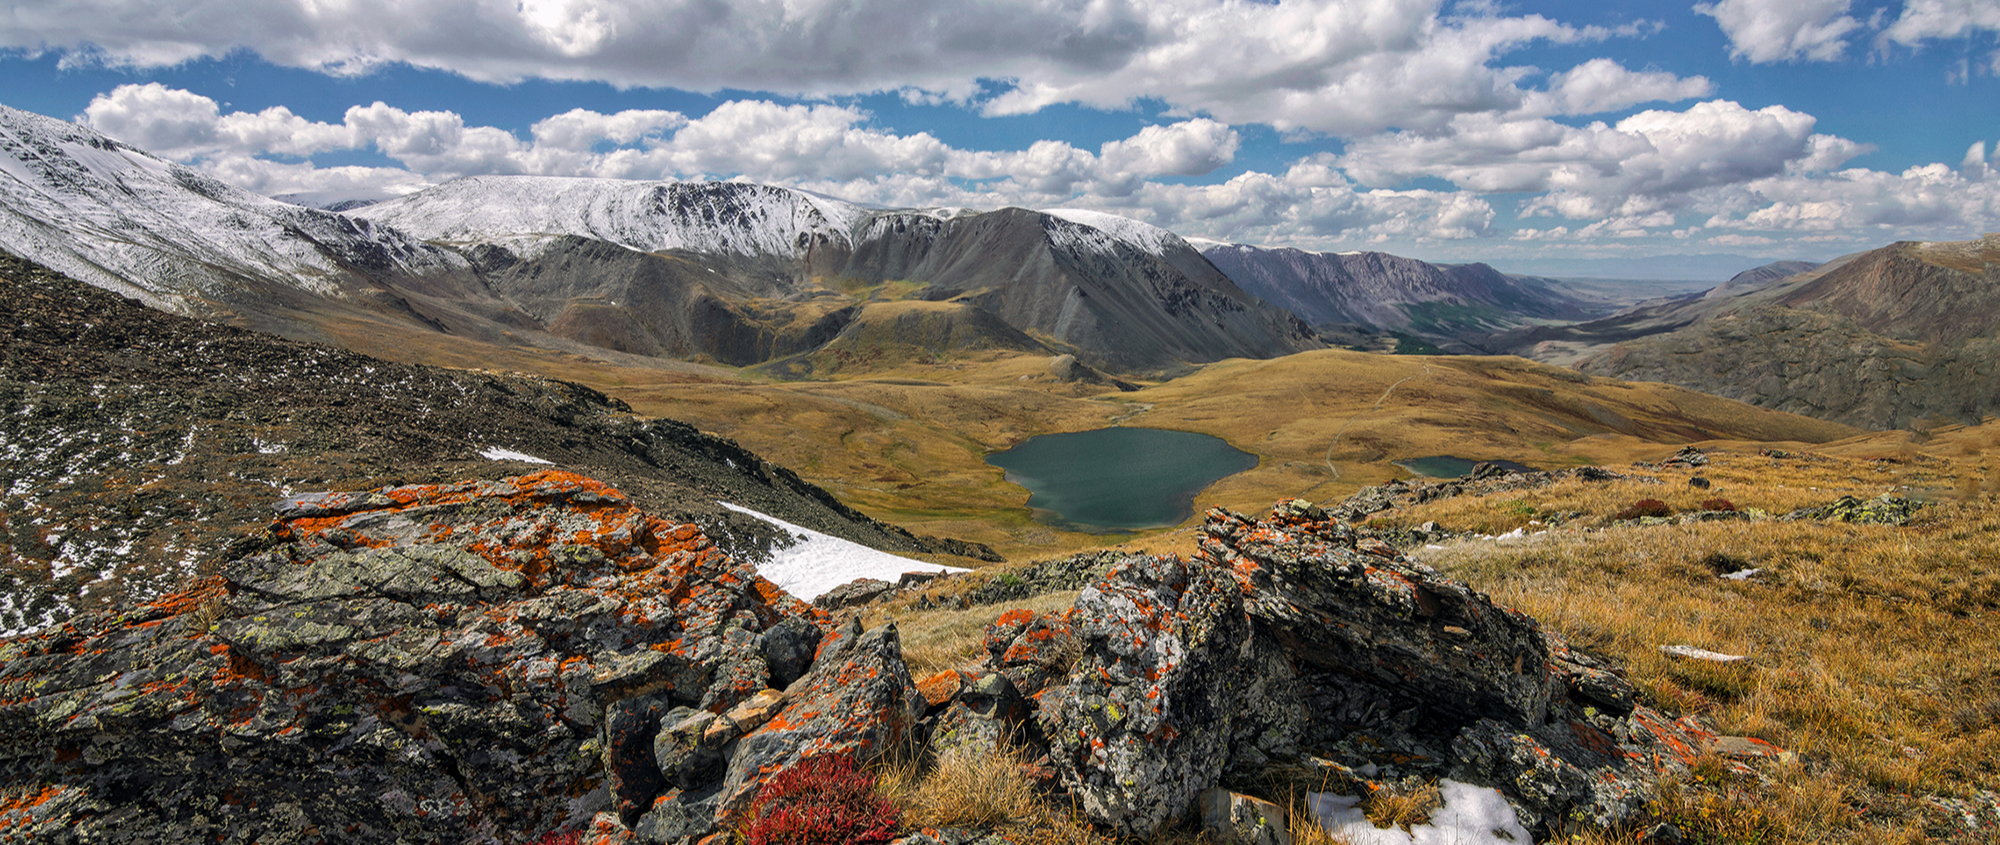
[3,0,1998,263]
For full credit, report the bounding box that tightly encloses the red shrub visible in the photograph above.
[1613,498,1672,520]
[1700,498,1737,512]
[745,754,900,845]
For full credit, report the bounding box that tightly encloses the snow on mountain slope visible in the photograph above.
[1042,207,1183,256]
[354,175,873,258]
[0,105,469,314]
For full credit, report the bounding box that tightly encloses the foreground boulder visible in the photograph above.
[0,471,921,844]
[1021,499,1733,837]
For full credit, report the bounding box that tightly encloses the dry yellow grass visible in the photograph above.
[866,429,2000,843]
[877,743,1123,845]
[1394,442,2000,842]
[863,590,1081,676]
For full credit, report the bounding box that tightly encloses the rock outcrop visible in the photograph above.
[3,468,1748,843]
[964,500,1740,838]
[0,472,922,845]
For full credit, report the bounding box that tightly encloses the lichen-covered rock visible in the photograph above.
[711,618,925,821]
[1037,553,1303,837]
[927,672,1036,758]
[1035,499,1746,838]
[990,611,1078,697]
[814,577,898,610]
[1783,493,1925,525]
[1199,789,1292,845]
[0,471,829,844]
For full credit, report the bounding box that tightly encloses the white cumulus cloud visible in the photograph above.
[1695,0,1864,63]
[13,0,1699,136]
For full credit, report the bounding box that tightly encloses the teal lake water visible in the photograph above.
[985,427,1257,532]
[1393,455,1538,478]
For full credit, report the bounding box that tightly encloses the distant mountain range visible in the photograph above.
[356,180,1320,373]
[1490,253,1824,282]
[6,100,1984,431]
[1477,243,2000,429]
[1194,241,1606,344]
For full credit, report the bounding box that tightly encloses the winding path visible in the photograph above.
[1304,361,1432,503]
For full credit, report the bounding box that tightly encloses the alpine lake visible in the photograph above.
[985,427,1258,532]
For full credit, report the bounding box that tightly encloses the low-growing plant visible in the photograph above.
[1362,780,1443,832]
[1613,498,1673,520]
[745,754,901,845]
[526,830,581,845]
[1700,498,1737,512]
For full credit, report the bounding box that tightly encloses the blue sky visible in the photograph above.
[1,0,1995,265]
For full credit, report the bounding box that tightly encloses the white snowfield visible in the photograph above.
[1309,780,1534,844]
[0,105,468,311]
[1042,207,1186,256]
[354,174,1188,265]
[718,501,967,602]
[355,174,871,258]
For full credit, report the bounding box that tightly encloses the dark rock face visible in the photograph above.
[0,471,833,844]
[1025,500,1729,837]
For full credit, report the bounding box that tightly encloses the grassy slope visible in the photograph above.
[298,304,1863,564]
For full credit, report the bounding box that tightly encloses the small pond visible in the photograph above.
[986,427,1258,532]
[1393,455,1538,479]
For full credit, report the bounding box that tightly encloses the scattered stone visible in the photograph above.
[1199,789,1292,845]
[1783,493,1926,525]
[1660,446,1711,468]
[916,670,967,710]
[815,577,899,610]
[1689,476,1711,489]
[1642,821,1687,844]
[1661,645,1748,663]
[1710,735,1785,760]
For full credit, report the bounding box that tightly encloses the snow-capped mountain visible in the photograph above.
[0,105,472,323]
[355,175,1321,372]
[359,175,872,259]
[0,100,1315,374]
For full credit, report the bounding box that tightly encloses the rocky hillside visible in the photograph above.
[1565,237,2000,429]
[0,473,1744,844]
[1196,240,1603,343]
[0,250,989,636]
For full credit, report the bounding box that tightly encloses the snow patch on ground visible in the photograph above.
[718,501,968,602]
[479,447,553,464]
[1309,780,1534,844]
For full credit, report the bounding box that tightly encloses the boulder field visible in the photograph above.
[0,471,1757,843]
